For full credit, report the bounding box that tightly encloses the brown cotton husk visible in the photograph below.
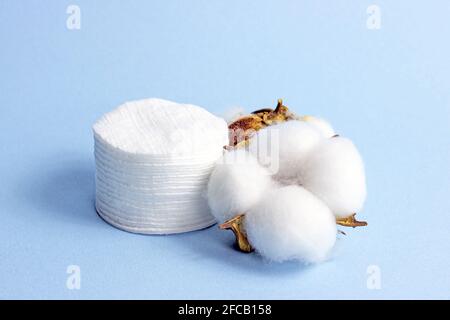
[227,99,295,147]
[221,213,367,253]
[219,214,253,253]
[336,213,368,227]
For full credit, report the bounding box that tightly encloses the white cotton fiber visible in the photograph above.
[300,137,366,218]
[207,149,273,223]
[221,106,247,124]
[245,185,337,263]
[94,98,228,156]
[248,120,324,180]
[301,116,335,138]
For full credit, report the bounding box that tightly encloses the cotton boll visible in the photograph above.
[300,137,366,218]
[245,185,337,263]
[301,116,335,138]
[207,149,272,223]
[248,120,324,180]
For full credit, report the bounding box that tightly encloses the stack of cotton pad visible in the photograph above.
[93,98,228,234]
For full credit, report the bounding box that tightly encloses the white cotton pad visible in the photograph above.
[300,137,367,218]
[301,116,335,138]
[93,98,229,234]
[94,98,228,156]
[207,149,273,223]
[245,185,337,263]
[248,120,324,181]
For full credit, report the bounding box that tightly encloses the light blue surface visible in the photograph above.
[1,0,449,299]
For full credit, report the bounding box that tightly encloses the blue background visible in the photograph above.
[1,0,449,299]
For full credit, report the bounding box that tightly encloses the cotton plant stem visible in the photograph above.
[219,214,253,253]
[221,212,367,254]
[336,213,368,227]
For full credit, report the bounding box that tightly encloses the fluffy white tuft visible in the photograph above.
[207,149,273,223]
[300,137,366,218]
[245,185,337,263]
[301,116,335,138]
[248,120,324,181]
[221,106,247,124]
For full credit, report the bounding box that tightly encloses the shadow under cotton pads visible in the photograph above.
[93,98,228,234]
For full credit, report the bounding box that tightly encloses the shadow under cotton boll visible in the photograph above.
[167,225,308,276]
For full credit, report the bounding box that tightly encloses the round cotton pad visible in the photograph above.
[93,98,229,234]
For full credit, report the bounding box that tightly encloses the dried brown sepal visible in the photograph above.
[336,213,368,228]
[223,139,249,151]
[260,99,293,125]
[219,214,253,253]
[251,108,273,115]
[228,114,264,138]
[227,99,295,146]
[227,115,263,147]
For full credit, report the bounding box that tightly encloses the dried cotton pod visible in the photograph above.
[212,99,367,259]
